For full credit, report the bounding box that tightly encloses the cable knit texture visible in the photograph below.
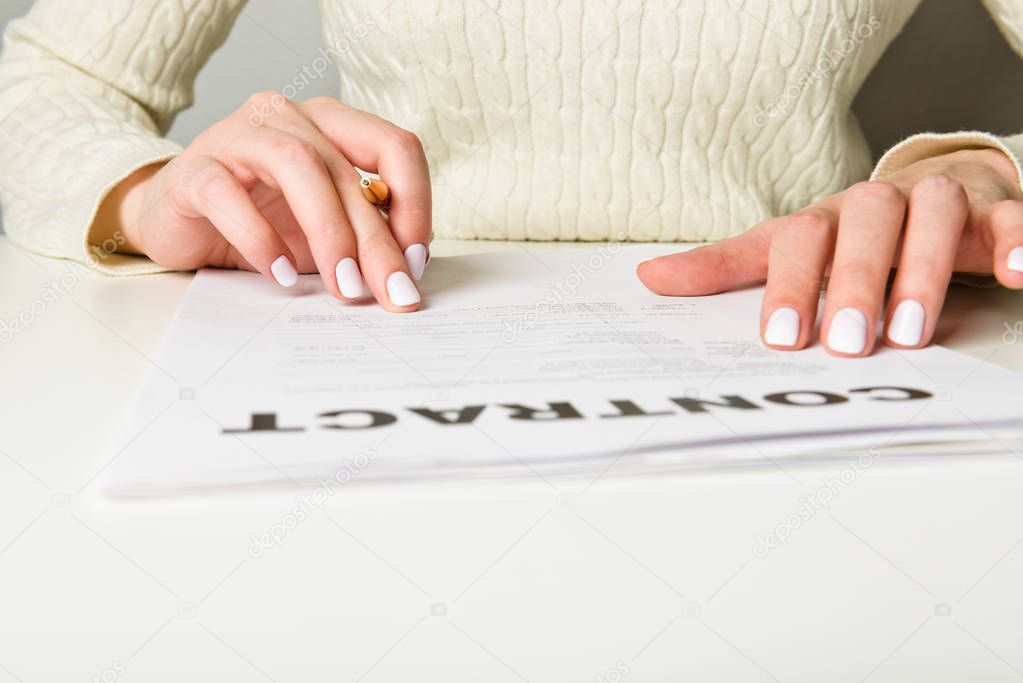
[1,0,1022,274]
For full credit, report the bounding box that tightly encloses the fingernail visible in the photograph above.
[1009,247,1023,272]
[764,307,800,347]
[386,271,421,306]
[404,243,428,280]
[827,307,868,355]
[335,257,365,299]
[887,299,925,347]
[270,255,298,287]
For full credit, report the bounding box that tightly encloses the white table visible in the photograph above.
[1,236,1022,683]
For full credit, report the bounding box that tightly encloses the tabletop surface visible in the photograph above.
[1,236,1022,682]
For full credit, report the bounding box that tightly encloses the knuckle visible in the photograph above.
[710,248,732,276]
[171,154,208,180]
[317,208,353,238]
[242,91,292,125]
[357,229,395,258]
[898,252,938,275]
[848,180,904,206]
[197,168,237,202]
[911,174,966,202]
[387,128,425,157]
[304,96,342,112]
[250,90,282,105]
[271,136,320,165]
[191,163,233,197]
[752,217,785,242]
[831,262,876,288]
[781,209,831,235]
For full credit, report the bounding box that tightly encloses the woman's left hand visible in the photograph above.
[636,147,1023,357]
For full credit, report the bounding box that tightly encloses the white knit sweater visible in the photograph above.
[1,1,1022,275]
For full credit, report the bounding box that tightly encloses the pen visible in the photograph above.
[361,177,390,208]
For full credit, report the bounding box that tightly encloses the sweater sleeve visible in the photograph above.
[0,0,246,275]
[871,0,1023,193]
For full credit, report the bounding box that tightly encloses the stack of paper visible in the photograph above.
[102,245,1023,495]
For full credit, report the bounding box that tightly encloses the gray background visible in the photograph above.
[0,0,1021,226]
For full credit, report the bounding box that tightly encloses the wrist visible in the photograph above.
[944,147,1020,189]
[976,147,1021,189]
[90,162,165,256]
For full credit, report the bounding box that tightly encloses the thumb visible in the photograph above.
[985,200,1023,289]
[636,225,773,296]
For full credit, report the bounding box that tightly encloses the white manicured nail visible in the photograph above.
[828,307,868,355]
[404,243,428,280]
[386,271,420,306]
[270,255,298,287]
[1008,247,1023,272]
[887,299,925,347]
[335,258,365,299]
[764,307,800,347]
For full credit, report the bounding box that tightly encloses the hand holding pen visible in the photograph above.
[92,94,430,312]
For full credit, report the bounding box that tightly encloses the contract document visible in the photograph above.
[103,245,1023,495]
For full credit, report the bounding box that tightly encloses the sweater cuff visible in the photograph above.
[872,131,1023,289]
[81,139,182,276]
[871,131,1023,194]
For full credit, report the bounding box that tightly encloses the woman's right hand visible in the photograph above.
[94,93,432,312]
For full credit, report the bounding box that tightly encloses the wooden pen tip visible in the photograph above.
[361,178,390,206]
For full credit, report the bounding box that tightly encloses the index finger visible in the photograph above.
[636,224,773,296]
[300,99,432,274]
